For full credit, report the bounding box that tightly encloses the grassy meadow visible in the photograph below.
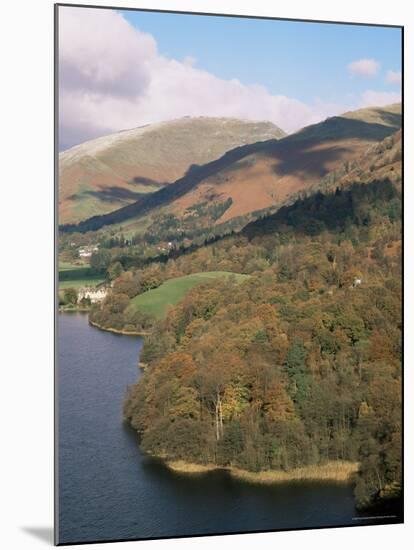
[58,261,104,289]
[129,271,249,319]
[59,277,104,289]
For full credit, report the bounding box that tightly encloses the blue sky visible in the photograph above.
[122,10,402,106]
[59,6,402,149]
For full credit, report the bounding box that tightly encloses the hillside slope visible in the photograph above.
[129,272,250,319]
[243,128,402,240]
[172,104,401,224]
[121,125,401,511]
[61,103,401,238]
[59,117,285,224]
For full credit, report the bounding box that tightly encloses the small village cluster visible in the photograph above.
[77,286,108,303]
[78,245,99,258]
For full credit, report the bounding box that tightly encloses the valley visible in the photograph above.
[58,103,402,517]
[55,8,403,544]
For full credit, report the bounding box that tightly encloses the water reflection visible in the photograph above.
[58,313,363,545]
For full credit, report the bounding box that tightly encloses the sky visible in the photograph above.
[58,6,402,150]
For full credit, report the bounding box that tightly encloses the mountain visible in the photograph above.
[58,117,286,224]
[166,103,401,224]
[119,112,401,511]
[243,128,402,240]
[60,103,401,238]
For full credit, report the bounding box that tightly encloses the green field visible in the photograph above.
[58,260,88,271]
[58,261,104,289]
[59,277,104,289]
[129,271,249,319]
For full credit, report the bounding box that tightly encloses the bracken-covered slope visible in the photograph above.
[242,128,402,240]
[168,103,401,224]
[61,104,401,236]
[59,117,285,224]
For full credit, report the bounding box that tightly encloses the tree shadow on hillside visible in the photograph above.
[375,110,401,129]
[60,117,400,234]
[60,140,279,233]
[287,116,400,144]
[269,116,401,179]
[131,176,164,186]
[83,187,146,203]
[243,178,397,240]
[271,143,352,178]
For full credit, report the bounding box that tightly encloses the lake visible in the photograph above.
[57,312,368,545]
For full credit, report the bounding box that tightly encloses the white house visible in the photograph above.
[78,245,99,258]
[77,286,108,303]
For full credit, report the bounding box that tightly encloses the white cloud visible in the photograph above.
[386,70,402,85]
[360,90,401,107]
[348,58,380,78]
[182,56,197,67]
[58,7,347,149]
[59,9,400,151]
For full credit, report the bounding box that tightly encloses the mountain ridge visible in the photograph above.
[59,117,286,224]
[60,103,401,237]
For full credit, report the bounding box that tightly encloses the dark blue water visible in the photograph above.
[58,312,363,545]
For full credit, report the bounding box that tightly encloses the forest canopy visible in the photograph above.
[122,169,402,511]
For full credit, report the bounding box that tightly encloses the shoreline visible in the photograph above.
[59,305,90,313]
[138,361,149,370]
[165,460,359,484]
[89,319,151,336]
